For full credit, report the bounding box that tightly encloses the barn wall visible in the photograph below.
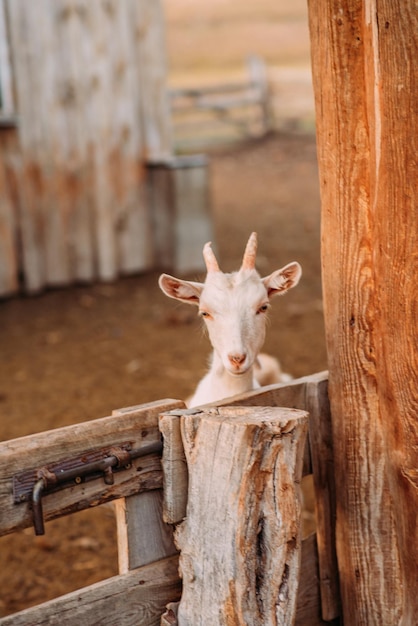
[308,0,417,624]
[0,126,19,295]
[0,0,174,295]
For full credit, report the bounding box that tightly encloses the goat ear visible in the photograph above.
[159,274,203,305]
[262,262,302,298]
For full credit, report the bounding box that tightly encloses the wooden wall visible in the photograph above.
[308,1,417,624]
[0,0,175,296]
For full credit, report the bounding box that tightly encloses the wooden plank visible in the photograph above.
[308,0,417,623]
[112,404,181,573]
[52,0,95,283]
[0,129,18,296]
[7,1,47,292]
[159,411,188,525]
[175,406,308,625]
[115,490,177,573]
[170,81,260,100]
[368,6,418,624]
[100,0,153,277]
[296,533,335,626]
[305,376,340,621]
[0,554,181,626]
[134,0,172,161]
[0,399,183,535]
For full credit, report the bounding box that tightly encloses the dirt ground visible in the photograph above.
[0,1,325,618]
[0,131,325,617]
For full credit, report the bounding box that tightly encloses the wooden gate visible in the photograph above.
[0,372,340,625]
[0,398,185,625]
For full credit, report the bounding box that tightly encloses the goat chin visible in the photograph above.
[186,353,291,408]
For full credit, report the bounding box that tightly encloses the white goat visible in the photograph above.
[159,232,301,407]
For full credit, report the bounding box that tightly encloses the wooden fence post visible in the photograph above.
[308,1,417,624]
[171,406,308,626]
[112,403,182,573]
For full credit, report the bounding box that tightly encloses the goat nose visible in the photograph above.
[228,353,247,367]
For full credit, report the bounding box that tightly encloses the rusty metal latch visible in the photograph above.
[13,440,163,536]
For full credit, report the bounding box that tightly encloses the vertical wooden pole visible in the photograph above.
[174,406,308,626]
[308,1,417,624]
[112,402,183,574]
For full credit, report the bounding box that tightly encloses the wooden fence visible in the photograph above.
[0,372,340,625]
[169,55,272,151]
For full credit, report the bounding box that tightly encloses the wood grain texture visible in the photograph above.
[6,0,170,292]
[308,0,417,623]
[161,373,340,622]
[159,411,189,525]
[0,128,18,296]
[305,376,339,620]
[214,371,340,621]
[175,406,308,626]
[113,404,183,573]
[295,533,334,626]
[0,399,183,535]
[0,554,181,626]
[115,490,177,573]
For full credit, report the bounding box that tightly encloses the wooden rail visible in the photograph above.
[169,55,272,149]
[0,373,339,625]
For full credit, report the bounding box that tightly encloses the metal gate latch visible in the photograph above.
[13,440,163,536]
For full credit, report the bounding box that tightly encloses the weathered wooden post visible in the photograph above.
[162,406,308,626]
[308,1,417,624]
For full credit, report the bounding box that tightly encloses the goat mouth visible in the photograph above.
[228,367,249,376]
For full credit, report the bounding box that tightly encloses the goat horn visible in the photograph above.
[203,241,220,272]
[241,232,258,270]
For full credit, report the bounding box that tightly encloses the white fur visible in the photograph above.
[159,234,301,407]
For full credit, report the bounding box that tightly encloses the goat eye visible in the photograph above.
[200,310,212,319]
[257,304,269,315]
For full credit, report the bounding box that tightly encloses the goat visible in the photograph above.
[159,232,301,407]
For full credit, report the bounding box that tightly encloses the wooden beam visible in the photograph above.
[0,399,183,535]
[308,0,417,623]
[0,555,181,626]
[295,533,333,626]
[174,406,308,625]
[112,404,181,573]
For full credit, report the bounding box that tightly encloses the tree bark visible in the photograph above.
[174,406,308,626]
